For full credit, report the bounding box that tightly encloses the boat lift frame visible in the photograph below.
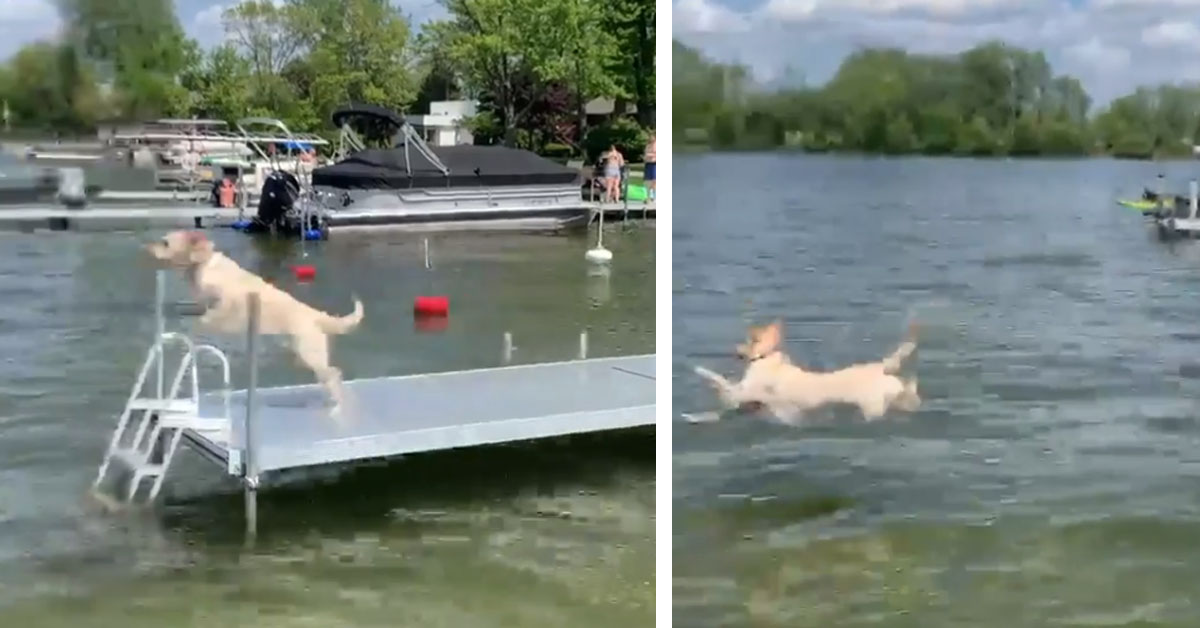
[110,117,332,216]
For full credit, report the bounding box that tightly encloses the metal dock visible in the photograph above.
[0,200,652,233]
[1154,179,1200,239]
[183,355,654,474]
[91,271,656,534]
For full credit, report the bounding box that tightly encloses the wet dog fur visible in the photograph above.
[146,230,363,416]
[695,319,920,422]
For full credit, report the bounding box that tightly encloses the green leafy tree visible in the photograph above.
[427,0,622,147]
[55,0,192,118]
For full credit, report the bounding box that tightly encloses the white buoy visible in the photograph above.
[585,207,613,263]
[423,237,431,270]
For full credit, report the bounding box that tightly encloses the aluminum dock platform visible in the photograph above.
[0,200,652,233]
[182,354,654,474]
[91,271,656,534]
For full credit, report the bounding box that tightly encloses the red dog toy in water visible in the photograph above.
[292,265,316,281]
[413,295,449,316]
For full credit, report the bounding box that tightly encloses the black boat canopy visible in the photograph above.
[311,144,580,189]
[330,103,407,129]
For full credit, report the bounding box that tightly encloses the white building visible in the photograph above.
[408,100,477,147]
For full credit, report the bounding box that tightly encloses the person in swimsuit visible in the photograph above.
[602,144,625,203]
[644,131,656,203]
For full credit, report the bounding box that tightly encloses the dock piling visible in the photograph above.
[154,270,166,399]
[1190,179,1198,220]
[243,292,261,539]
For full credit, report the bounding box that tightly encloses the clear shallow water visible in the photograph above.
[673,153,1200,627]
[0,224,655,625]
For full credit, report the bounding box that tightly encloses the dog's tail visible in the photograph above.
[694,365,737,407]
[894,377,921,412]
[317,296,364,335]
[881,321,918,374]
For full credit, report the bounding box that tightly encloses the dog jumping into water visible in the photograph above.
[146,230,364,417]
[694,319,920,422]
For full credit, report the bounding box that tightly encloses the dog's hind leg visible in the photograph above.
[293,332,347,418]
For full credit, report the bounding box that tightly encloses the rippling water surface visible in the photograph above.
[0,224,654,626]
[674,153,1200,627]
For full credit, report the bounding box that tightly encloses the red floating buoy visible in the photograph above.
[413,295,449,316]
[292,264,317,281]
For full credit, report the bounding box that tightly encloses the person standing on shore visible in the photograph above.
[644,131,656,204]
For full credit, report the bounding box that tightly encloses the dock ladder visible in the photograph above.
[92,273,234,505]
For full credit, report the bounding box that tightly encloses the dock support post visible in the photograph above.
[579,330,588,360]
[1157,174,1167,214]
[502,331,513,364]
[243,293,261,539]
[1190,179,1198,220]
[154,270,165,399]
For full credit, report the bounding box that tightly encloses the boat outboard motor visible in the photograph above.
[253,170,301,230]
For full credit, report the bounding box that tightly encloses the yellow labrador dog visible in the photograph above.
[694,319,920,421]
[146,230,364,416]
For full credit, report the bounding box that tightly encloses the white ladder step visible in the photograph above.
[164,416,230,432]
[128,398,198,414]
[110,448,165,476]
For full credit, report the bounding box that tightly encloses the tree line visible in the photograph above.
[0,0,655,160]
[673,40,1200,160]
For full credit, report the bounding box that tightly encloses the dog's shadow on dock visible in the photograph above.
[156,427,654,545]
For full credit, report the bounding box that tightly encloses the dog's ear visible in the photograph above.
[187,232,214,263]
[758,319,784,353]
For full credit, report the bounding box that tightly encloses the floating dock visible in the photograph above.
[183,354,654,475]
[1155,179,1200,239]
[92,272,655,534]
[0,200,652,233]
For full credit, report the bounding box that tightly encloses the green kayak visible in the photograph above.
[1118,198,1168,213]
[625,184,648,202]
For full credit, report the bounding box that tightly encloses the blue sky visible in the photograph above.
[0,0,446,59]
[674,0,1200,106]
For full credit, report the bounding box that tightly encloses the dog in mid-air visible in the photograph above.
[146,230,363,417]
[694,319,920,422]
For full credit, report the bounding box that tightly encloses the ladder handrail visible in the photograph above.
[126,339,198,475]
[193,343,232,422]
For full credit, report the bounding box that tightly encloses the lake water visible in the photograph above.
[673,153,1200,627]
[0,224,655,626]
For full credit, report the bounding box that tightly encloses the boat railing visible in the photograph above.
[332,112,450,179]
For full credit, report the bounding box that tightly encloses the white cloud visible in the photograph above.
[1141,20,1200,51]
[675,0,751,33]
[1093,0,1200,7]
[1064,36,1131,70]
[758,0,1032,21]
[193,4,228,30]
